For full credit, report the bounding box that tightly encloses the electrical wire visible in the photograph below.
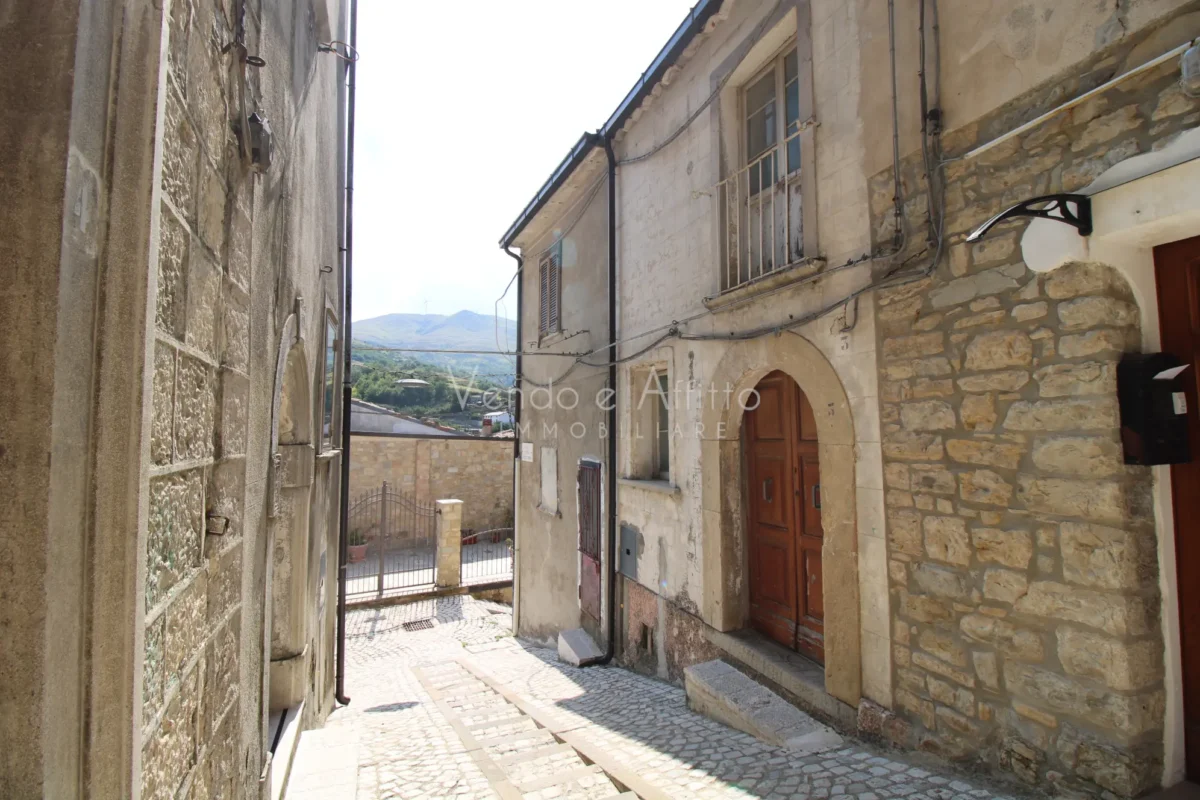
[616,0,785,166]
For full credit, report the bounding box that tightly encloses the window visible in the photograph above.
[321,314,338,451]
[538,241,562,337]
[628,365,672,483]
[744,49,801,194]
[654,372,670,480]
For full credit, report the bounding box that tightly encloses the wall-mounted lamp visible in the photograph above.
[1182,40,1200,99]
[966,194,1092,243]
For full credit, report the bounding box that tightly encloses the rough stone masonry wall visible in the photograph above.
[870,45,1197,798]
[142,1,255,797]
[349,435,514,532]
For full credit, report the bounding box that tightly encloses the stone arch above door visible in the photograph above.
[699,331,862,707]
[267,311,317,710]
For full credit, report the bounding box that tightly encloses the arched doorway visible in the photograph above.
[745,371,824,662]
[698,332,865,707]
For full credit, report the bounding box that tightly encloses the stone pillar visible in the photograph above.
[435,499,463,588]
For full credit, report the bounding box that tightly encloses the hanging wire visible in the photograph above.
[617,0,786,166]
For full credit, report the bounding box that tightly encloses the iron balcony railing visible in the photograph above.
[715,128,805,293]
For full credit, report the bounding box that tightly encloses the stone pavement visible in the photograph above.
[288,596,1023,800]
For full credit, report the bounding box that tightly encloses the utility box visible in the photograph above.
[1117,352,1192,465]
[619,524,638,580]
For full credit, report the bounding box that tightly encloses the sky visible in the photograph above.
[351,0,698,323]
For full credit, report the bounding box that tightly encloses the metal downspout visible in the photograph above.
[334,0,358,707]
[599,137,618,664]
[503,245,523,632]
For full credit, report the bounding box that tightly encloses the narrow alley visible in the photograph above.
[286,597,1019,800]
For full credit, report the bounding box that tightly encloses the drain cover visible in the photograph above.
[402,619,435,632]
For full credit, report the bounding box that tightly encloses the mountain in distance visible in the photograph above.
[352,310,516,381]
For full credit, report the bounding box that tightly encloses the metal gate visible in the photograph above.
[346,482,437,602]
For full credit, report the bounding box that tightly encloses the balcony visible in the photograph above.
[716,129,807,293]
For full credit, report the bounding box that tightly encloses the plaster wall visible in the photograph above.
[606,0,889,709]
[856,0,1198,179]
[511,149,613,645]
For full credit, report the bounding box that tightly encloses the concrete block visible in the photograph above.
[684,659,843,755]
[557,628,603,667]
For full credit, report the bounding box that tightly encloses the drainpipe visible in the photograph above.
[503,245,522,632]
[598,136,618,664]
[334,0,358,707]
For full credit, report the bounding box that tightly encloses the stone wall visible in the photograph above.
[142,0,256,795]
[870,35,1195,798]
[350,434,514,532]
[141,0,343,796]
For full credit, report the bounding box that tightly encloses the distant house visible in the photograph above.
[350,399,459,436]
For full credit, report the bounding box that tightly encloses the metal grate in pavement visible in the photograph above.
[401,618,435,632]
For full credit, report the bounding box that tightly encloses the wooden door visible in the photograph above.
[745,371,824,662]
[578,460,603,622]
[1156,235,1200,780]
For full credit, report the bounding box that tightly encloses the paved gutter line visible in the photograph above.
[456,657,673,800]
[411,666,524,800]
[493,742,576,767]
[515,764,603,793]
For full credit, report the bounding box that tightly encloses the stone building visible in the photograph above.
[501,0,1200,795]
[1,0,349,797]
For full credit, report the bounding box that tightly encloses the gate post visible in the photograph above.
[377,481,388,597]
[435,499,463,588]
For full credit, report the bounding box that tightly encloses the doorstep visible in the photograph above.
[704,626,858,732]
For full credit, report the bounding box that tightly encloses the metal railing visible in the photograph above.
[715,129,805,292]
[460,528,513,585]
[346,482,437,602]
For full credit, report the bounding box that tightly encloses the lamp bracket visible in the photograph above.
[966,194,1092,243]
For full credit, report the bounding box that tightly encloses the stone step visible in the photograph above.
[683,659,844,755]
[557,627,604,666]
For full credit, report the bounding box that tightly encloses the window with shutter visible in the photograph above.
[538,241,562,337]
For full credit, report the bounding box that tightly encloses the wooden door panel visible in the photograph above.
[753,381,787,439]
[753,538,793,607]
[798,390,818,441]
[746,371,825,663]
[753,455,789,528]
[1155,235,1200,780]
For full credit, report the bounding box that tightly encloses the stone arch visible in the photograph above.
[267,311,316,711]
[699,331,861,706]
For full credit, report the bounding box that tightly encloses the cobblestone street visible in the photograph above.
[290,597,1021,800]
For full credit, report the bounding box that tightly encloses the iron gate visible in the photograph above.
[346,482,437,602]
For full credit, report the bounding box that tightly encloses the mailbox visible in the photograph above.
[1117,352,1191,465]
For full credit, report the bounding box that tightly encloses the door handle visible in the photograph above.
[812,483,821,510]
[763,478,773,503]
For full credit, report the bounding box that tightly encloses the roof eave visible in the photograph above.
[499,0,726,251]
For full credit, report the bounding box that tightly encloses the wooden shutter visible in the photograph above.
[578,461,602,560]
[538,243,562,336]
[548,245,561,333]
[539,257,550,335]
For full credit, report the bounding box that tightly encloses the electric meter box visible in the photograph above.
[1117,352,1191,465]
